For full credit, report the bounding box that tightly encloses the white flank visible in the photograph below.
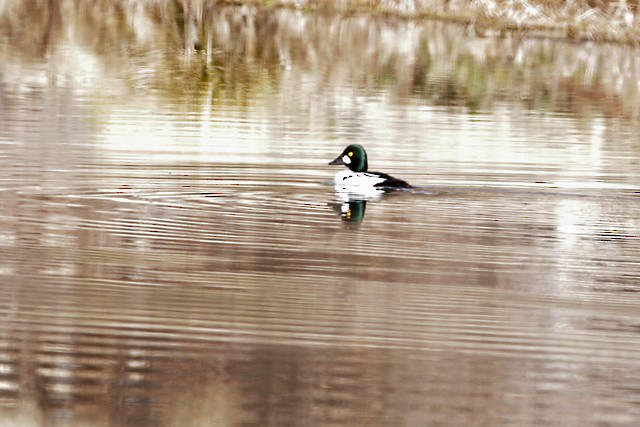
[332,171,386,199]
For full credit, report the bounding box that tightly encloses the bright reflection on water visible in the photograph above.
[1,1,640,426]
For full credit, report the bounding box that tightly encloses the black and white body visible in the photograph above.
[328,144,412,192]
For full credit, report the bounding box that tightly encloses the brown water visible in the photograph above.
[1,2,640,426]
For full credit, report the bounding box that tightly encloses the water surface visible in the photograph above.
[1,2,640,426]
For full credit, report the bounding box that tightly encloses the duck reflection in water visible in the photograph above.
[330,198,368,225]
[328,144,412,225]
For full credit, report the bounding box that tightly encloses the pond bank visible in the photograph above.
[220,0,640,44]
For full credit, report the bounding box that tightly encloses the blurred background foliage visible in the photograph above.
[0,0,639,122]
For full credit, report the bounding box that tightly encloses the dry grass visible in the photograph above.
[192,0,640,43]
[469,0,640,43]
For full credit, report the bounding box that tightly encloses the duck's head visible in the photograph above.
[328,144,368,172]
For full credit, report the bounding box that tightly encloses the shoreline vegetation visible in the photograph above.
[215,0,640,44]
[2,0,640,124]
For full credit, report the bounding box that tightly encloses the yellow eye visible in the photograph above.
[348,152,353,157]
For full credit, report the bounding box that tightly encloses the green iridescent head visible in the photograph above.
[328,144,368,172]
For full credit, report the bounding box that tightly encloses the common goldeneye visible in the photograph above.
[328,144,411,190]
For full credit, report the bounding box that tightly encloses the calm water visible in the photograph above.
[1,2,640,426]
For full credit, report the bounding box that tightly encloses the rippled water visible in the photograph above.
[1,2,640,426]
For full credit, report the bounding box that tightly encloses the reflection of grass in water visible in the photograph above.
[160,51,276,112]
[1,0,639,121]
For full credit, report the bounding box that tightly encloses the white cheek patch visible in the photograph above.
[342,155,351,165]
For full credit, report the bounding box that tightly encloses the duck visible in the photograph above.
[328,144,411,190]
